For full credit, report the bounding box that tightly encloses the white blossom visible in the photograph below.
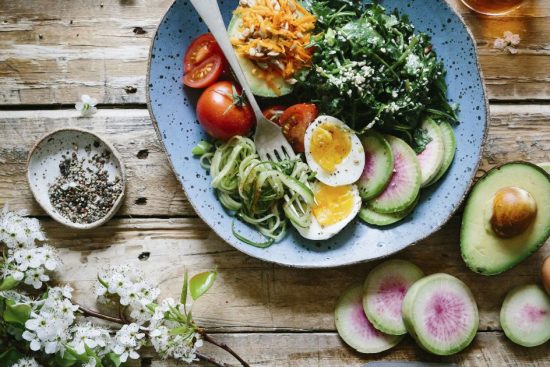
[148,298,202,363]
[0,207,60,290]
[493,38,506,50]
[111,323,145,363]
[23,267,50,289]
[494,31,521,54]
[75,94,98,116]
[68,322,112,356]
[12,357,43,367]
[96,264,160,324]
[0,206,45,249]
[23,286,78,354]
[503,30,521,46]
[0,289,32,303]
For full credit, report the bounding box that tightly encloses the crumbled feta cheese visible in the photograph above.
[404,54,422,74]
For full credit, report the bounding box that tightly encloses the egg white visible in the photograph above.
[294,182,362,240]
[304,116,365,187]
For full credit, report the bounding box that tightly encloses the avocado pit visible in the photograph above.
[490,187,537,238]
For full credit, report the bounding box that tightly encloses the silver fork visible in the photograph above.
[189,0,296,162]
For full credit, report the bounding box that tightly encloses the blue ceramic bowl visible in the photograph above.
[147,0,488,268]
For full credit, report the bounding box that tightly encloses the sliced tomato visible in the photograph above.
[184,33,221,73]
[183,54,225,89]
[196,81,255,140]
[279,103,318,153]
[262,105,287,125]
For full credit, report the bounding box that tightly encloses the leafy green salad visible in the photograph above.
[297,0,458,152]
[188,0,459,246]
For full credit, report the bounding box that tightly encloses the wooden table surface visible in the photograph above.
[1,0,549,365]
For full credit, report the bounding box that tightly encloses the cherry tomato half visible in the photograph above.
[183,53,225,89]
[262,105,287,125]
[196,81,255,141]
[278,103,318,153]
[184,33,221,73]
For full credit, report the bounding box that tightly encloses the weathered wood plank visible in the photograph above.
[143,332,550,366]
[1,0,550,104]
[1,104,549,216]
[36,217,549,333]
[0,109,192,216]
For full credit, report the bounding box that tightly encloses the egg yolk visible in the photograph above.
[312,183,355,226]
[310,123,351,172]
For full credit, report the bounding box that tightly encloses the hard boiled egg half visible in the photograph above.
[295,181,361,240]
[304,116,365,187]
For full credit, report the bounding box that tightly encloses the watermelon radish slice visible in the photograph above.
[401,273,479,356]
[416,118,445,187]
[363,259,424,335]
[401,276,430,342]
[500,284,550,347]
[539,162,550,173]
[426,121,457,187]
[335,283,403,353]
[369,135,421,214]
[359,195,419,226]
[358,132,394,200]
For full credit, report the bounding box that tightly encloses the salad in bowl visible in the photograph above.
[147,0,487,266]
[186,0,458,246]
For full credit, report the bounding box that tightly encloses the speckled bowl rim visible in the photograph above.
[145,0,489,268]
[26,128,127,230]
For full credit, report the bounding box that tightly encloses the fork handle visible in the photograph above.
[189,0,264,120]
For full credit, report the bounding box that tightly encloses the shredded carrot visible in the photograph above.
[231,0,316,93]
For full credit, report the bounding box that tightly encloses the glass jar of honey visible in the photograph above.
[460,0,525,15]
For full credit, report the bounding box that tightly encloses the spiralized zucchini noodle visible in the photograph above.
[198,136,315,247]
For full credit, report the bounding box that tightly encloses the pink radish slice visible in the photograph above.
[358,132,393,200]
[500,284,550,347]
[416,118,444,187]
[335,283,403,353]
[401,273,479,356]
[363,260,424,335]
[369,136,421,214]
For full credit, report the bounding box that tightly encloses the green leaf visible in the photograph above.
[189,270,217,301]
[107,353,122,367]
[97,275,109,289]
[146,303,157,313]
[3,299,31,326]
[0,276,20,291]
[412,127,432,154]
[54,352,77,367]
[85,345,104,367]
[180,271,188,306]
[0,348,23,366]
[168,326,192,336]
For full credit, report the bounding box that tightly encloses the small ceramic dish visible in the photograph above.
[27,128,126,230]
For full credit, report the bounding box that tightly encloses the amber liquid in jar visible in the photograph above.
[461,0,525,15]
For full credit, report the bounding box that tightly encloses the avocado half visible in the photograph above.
[227,15,293,98]
[461,162,550,275]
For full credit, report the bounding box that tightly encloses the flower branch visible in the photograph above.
[0,207,250,367]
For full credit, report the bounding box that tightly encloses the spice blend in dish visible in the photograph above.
[48,145,123,224]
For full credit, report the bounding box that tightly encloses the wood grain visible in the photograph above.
[144,332,550,366]
[0,109,192,216]
[1,104,549,216]
[2,1,550,364]
[1,0,550,105]
[38,216,549,333]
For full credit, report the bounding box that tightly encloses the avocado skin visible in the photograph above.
[460,162,550,276]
